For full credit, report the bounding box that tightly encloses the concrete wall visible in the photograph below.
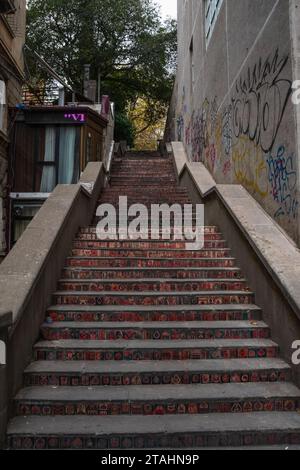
[0,162,106,448]
[172,0,300,245]
[171,142,300,388]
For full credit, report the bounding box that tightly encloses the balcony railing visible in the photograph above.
[22,83,61,106]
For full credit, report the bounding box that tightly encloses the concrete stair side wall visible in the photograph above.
[171,141,300,386]
[0,162,106,447]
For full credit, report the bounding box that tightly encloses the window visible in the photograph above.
[36,126,80,192]
[39,127,56,192]
[0,81,6,133]
[205,0,223,45]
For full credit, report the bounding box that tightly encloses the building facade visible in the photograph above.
[169,0,300,246]
[0,0,26,259]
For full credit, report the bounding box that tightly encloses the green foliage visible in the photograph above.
[26,0,177,137]
[114,112,136,148]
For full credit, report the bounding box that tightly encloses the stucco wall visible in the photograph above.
[174,0,300,245]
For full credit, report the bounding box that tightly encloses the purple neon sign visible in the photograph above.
[64,113,86,123]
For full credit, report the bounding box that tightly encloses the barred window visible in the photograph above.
[205,0,224,45]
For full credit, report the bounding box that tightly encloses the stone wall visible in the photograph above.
[172,0,300,245]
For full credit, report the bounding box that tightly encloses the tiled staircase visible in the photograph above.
[7,151,300,449]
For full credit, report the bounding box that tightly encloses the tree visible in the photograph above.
[128,97,166,150]
[114,112,136,148]
[25,0,177,139]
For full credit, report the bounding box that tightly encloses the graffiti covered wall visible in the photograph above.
[174,0,300,244]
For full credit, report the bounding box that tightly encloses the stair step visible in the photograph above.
[109,180,178,185]
[7,412,300,449]
[100,193,190,198]
[47,304,262,322]
[33,339,278,361]
[53,290,255,306]
[14,382,300,416]
[80,226,219,233]
[77,233,224,241]
[23,358,291,387]
[40,320,269,341]
[58,278,248,292]
[109,174,176,178]
[101,185,188,189]
[73,239,228,248]
[98,201,193,206]
[62,267,243,280]
[65,257,237,268]
[71,249,231,258]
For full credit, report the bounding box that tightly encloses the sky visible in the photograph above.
[156,0,178,20]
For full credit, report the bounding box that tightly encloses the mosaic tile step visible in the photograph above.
[110,171,177,176]
[65,257,237,268]
[33,338,279,361]
[102,174,185,180]
[73,239,228,249]
[98,200,193,207]
[110,163,174,167]
[14,382,300,417]
[70,248,231,259]
[62,267,243,280]
[99,191,191,197]
[100,192,190,199]
[109,172,177,175]
[76,233,224,241]
[109,175,177,179]
[23,358,291,387]
[58,278,248,293]
[40,320,269,341]
[52,290,255,306]
[47,304,262,322]
[109,180,178,185]
[110,166,175,169]
[108,175,176,180]
[89,229,212,237]
[106,185,181,190]
[101,186,188,192]
[7,412,300,449]
[94,213,200,219]
[79,226,220,234]
[107,178,178,183]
